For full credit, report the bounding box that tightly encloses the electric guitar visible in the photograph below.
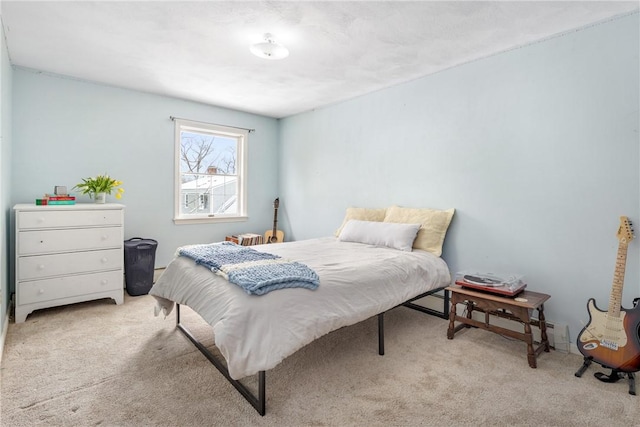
[264,198,284,244]
[577,216,640,372]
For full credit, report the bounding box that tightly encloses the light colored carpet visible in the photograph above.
[1,294,638,426]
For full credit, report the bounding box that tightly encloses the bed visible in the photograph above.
[150,206,455,415]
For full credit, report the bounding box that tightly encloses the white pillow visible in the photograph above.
[334,207,387,237]
[338,220,421,252]
[383,205,455,256]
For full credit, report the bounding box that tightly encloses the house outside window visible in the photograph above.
[174,118,248,224]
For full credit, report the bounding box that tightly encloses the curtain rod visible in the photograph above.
[170,116,255,133]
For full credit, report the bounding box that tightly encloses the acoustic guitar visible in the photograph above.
[577,216,640,372]
[264,198,284,244]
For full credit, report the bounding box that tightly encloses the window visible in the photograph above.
[174,118,247,223]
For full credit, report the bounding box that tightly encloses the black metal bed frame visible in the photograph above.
[175,287,450,416]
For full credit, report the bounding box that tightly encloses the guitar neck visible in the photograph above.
[608,240,629,317]
[272,208,278,234]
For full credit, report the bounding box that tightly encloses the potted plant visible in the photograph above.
[73,174,124,203]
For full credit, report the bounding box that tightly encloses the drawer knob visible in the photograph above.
[38,289,44,295]
[101,258,108,263]
[101,279,108,285]
[101,235,108,241]
[37,217,44,223]
[38,264,45,270]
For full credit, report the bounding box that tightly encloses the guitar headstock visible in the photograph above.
[273,198,279,209]
[617,216,634,244]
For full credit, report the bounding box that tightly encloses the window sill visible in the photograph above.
[173,216,248,225]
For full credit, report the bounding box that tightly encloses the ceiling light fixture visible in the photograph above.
[250,33,289,60]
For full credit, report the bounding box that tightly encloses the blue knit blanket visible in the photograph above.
[178,242,319,295]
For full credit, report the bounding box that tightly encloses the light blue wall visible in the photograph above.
[7,11,639,348]
[12,70,280,276]
[279,13,640,344]
[0,12,12,336]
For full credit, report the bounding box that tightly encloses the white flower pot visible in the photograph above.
[95,192,106,204]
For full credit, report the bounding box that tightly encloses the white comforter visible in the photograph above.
[149,237,451,379]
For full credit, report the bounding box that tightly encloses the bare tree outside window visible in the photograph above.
[174,119,247,223]
[180,132,237,181]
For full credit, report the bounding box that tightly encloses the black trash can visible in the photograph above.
[124,237,158,296]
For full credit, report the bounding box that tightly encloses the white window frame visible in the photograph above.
[173,118,248,224]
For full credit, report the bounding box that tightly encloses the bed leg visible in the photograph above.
[378,313,385,356]
[258,371,266,415]
[176,311,267,416]
[402,287,450,319]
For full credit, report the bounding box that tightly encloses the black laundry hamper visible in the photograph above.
[124,237,158,296]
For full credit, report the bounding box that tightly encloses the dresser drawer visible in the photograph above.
[18,270,123,305]
[17,209,123,230]
[18,248,122,280]
[18,226,123,255]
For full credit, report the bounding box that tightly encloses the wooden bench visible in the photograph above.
[446,285,551,368]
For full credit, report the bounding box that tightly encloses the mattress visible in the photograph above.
[149,237,451,379]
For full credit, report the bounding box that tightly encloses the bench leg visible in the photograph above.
[447,299,456,339]
[525,322,536,368]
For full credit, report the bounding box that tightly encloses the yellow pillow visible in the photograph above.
[383,205,455,256]
[335,207,387,237]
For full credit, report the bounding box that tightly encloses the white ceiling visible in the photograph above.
[2,1,638,118]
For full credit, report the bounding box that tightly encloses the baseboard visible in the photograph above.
[450,301,573,353]
[153,268,165,283]
[0,293,12,365]
[569,342,581,355]
[413,293,581,355]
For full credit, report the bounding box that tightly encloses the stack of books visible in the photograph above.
[225,233,264,246]
[224,233,264,246]
[36,193,76,206]
[239,233,264,246]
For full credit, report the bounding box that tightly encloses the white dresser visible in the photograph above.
[14,203,125,323]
